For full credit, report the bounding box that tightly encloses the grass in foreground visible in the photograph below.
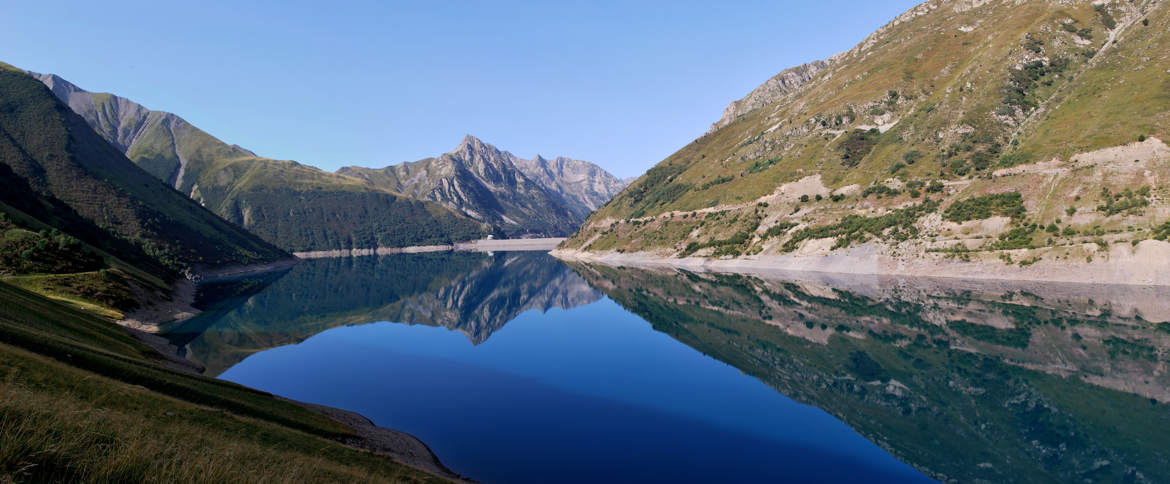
[0,343,443,483]
[0,282,450,483]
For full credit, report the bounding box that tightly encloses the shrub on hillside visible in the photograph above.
[839,129,881,167]
[943,192,1025,222]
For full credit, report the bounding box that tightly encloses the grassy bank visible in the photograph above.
[0,282,451,483]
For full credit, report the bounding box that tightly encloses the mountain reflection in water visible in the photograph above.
[568,263,1170,483]
[167,252,602,376]
[170,252,1170,483]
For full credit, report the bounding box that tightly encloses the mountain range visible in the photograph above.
[0,61,626,320]
[560,0,1170,284]
[340,136,625,236]
[30,72,625,246]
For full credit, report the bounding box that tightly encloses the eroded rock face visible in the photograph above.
[709,59,833,132]
[512,154,627,219]
[340,135,627,236]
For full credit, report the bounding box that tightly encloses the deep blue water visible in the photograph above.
[211,254,933,483]
[173,252,1170,483]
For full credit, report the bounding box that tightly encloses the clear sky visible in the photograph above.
[3,1,921,178]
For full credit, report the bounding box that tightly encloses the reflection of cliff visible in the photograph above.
[385,254,603,344]
[171,253,601,376]
[568,263,1170,484]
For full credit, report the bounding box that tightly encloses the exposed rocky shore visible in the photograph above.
[294,237,565,259]
[553,237,1170,287]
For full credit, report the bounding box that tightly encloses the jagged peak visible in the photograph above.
[456,134,493,152]
[25,71,87,98]
[449,135,519,166]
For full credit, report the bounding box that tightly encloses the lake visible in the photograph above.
[165,252,1170,483]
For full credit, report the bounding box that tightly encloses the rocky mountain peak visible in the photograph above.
[27,72,83,98]
[445,135,524,188]
[455,134,499,157]
[340,134,626,236]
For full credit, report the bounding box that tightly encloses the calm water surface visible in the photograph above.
[167,252,1170,483]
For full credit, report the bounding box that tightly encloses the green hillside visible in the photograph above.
[563,0,1170,270]
[0,163,176,318]
[31,71,489,251]
[0,281,455,482]
[0,65,296,314]
[0,67,288,273]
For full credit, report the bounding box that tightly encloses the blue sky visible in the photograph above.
[4,1,920,177]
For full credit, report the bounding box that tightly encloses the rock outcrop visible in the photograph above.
[512,154,627,219]
[709,59,833,132]
[341,136,626,237]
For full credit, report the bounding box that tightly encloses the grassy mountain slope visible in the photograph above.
[0,167,177,317]
[0,67,288,273]
[0,65,295,313]
[340,136,584,237]
[0,281,453,482]
[29,72,489,251]
[563,0,1170,273]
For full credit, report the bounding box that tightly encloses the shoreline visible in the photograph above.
[293,400,469,482]
[118,258,301,333]
[294,237,565,259]
[113,256,467,482]
[551,238,1170,287]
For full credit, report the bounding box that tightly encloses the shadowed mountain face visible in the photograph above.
[339,136,626,236]
[168,252,602,376]
[0,66,289,280]
[28,71,488,252]
[566,262,1170,484]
